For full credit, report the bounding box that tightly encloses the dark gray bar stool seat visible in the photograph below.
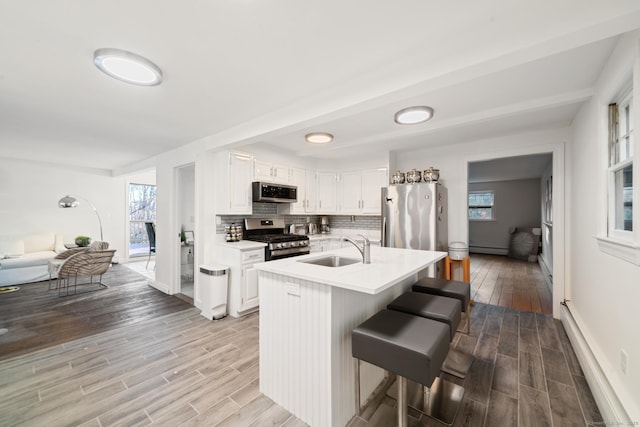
[352,309,460,426]
[412,277,471,333]
[388,292,461,340]
[390,288,472,380]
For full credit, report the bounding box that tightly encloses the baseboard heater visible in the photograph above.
[560,302,632,423]
[468,246,508,256]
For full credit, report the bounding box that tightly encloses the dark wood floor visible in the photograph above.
[469,254,552,315]
[0,264,192,361]
[0,260,601,426]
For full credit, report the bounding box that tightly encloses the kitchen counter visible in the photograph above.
[255,246,444,294]
[257,247,446,426]
[215,240,266,250]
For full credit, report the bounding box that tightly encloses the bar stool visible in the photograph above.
[412,277,472,334]
[352,309,463,426]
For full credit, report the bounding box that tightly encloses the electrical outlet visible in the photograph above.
[621,349,628,375]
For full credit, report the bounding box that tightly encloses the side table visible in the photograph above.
[445,256,470,282]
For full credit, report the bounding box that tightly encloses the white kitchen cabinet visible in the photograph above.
[284,167,316,214]
[339,170,363,213]
[316,171,338,213]
[338,168,387,215]
[361,168,388,214]
[217,244,265,317]
[215,151,254,214]
[254,159,289,184]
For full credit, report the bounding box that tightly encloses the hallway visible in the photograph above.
[469,254,552,315]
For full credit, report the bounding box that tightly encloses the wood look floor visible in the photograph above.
[0,264,192,362]
[0,261,600,426]
[468,254,552,315]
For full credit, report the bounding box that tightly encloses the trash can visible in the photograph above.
[199,264,229,320]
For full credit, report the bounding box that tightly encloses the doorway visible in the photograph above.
[176,163,195,301]
[462,144,564,319]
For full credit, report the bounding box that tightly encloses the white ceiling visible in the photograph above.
[469,153,553,183]
[1,2,639,172]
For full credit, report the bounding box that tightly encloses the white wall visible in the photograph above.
[469,178,541,254]
[568,31,640,421]
[0,157,126,257]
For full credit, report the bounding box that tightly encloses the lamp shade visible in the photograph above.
[58,195,79,208]
[58,195,103,241]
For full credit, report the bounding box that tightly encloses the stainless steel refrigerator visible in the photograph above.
[381,183,448,277]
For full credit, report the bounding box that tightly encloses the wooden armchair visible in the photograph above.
[52,249,116,296]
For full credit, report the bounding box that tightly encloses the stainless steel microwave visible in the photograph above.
[252,182,297,203]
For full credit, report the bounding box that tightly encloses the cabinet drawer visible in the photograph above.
[242,249,264,263]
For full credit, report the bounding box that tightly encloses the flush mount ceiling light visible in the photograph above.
[93,48,163,86]
[305,132,334,144]
[394,106,434,125]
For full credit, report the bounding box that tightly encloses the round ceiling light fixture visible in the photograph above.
[394,106,434,125]
[93,48,163,86]
[305,132,334,144]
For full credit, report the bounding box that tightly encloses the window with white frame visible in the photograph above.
[608,88,634,238]
[469,191,495,220]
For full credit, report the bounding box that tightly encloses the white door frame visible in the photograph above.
[461,141,565,319]
[172,162,196,296]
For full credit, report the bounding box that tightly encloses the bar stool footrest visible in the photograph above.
[387,377,464,426]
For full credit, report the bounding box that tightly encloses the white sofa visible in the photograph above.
[0,233,65,286]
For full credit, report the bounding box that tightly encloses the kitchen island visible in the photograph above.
[255,246,446,427]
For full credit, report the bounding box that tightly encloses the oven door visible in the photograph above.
[267,246,310,261]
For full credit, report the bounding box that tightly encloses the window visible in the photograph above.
[129,183,157,257]
[469,191,495,220]
[597,79,639,266]
[608,90,634,237]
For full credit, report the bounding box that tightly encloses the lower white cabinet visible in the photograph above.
[217,244,265,317]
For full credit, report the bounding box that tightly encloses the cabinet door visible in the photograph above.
[228,153,253,214]
[304,170,317,212]
[316,172,338,213]
[254,160,289,184]
[271,164,290,183]
[339,170,362,213]
[361,168,388,214]
[254,159,273,182]
[241,264,259,310]
[288,167,307,214]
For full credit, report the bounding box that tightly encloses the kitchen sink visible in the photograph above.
[298,255,361,267]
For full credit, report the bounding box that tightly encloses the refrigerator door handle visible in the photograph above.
[382,216,387,247]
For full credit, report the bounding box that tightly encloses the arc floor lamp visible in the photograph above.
[58,195,104,241]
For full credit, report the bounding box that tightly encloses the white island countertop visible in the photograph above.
[254,246,446,295]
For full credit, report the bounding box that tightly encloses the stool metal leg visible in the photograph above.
[354,358,361,415]
[397,376,408,427]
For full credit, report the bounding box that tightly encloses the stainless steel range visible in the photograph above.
[244,218,310,261]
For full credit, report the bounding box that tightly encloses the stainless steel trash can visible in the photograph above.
[199,264,229,320]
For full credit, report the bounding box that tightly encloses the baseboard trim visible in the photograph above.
[469,246,508,256]
[538,255,553,293]
[560,303,632,423]
[149,280,170,294]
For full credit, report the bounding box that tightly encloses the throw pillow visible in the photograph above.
[0,239,25,258]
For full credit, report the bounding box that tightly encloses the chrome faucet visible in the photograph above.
[340,234,371,264]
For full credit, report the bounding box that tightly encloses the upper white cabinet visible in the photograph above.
[338,168,388,215]
[215,151,254,214]
[362,168,388,214]
[254,159,289,184]
[286,167,316,214]
[316,171,338,213]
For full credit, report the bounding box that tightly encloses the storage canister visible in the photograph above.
[448,242,469,260]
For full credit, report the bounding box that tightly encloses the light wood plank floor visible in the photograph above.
[0,263,600,426]
[468,254,552,315]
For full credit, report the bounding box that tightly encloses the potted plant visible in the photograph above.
[75,235,91,247]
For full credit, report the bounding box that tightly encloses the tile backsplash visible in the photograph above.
[216,203,380,234]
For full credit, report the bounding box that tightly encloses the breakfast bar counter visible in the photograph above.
[255,246,446,426]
